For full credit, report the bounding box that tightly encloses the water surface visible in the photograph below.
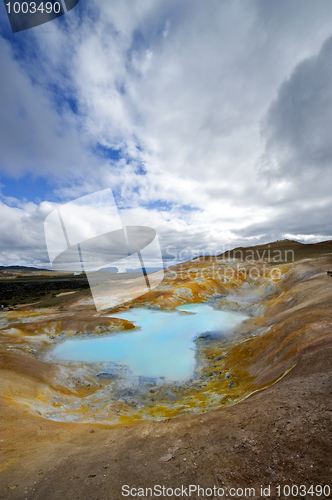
[51,304,247,381]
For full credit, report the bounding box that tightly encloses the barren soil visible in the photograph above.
[1,243,331,499]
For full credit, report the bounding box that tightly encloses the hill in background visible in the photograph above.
[216,239,332,263]
[0,266,51,272]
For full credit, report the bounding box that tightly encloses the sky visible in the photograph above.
[0,0,332,268]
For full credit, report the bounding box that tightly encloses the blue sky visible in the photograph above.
[0,175,51,203]
[1,0,332,268]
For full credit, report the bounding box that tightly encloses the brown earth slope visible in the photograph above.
[0,240,331,499]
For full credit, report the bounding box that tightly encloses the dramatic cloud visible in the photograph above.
[0,199,51,267]
[0,37,93,179]
[262,35,332,181]
[1,0,332,266]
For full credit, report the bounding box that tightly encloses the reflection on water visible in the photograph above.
[51,304,247,382]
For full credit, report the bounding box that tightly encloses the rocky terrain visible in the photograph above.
[0,269,90,306]
[0,240,331,499]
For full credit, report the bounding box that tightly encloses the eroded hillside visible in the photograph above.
[1,241,332,499]
[1,244,331,425]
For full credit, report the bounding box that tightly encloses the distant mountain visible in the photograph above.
[98,267,119,273]
[0,266,51,272]
[216,239,332,262]
[99,266,164,274]
[123,267,164,273]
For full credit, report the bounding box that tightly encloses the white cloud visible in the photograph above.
[0,38,93,179]
[1,0,332,265]
[0,200,52,267]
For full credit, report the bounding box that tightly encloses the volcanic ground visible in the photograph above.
[0,240,331,499]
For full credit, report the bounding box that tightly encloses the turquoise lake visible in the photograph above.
[51,304,247,382]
